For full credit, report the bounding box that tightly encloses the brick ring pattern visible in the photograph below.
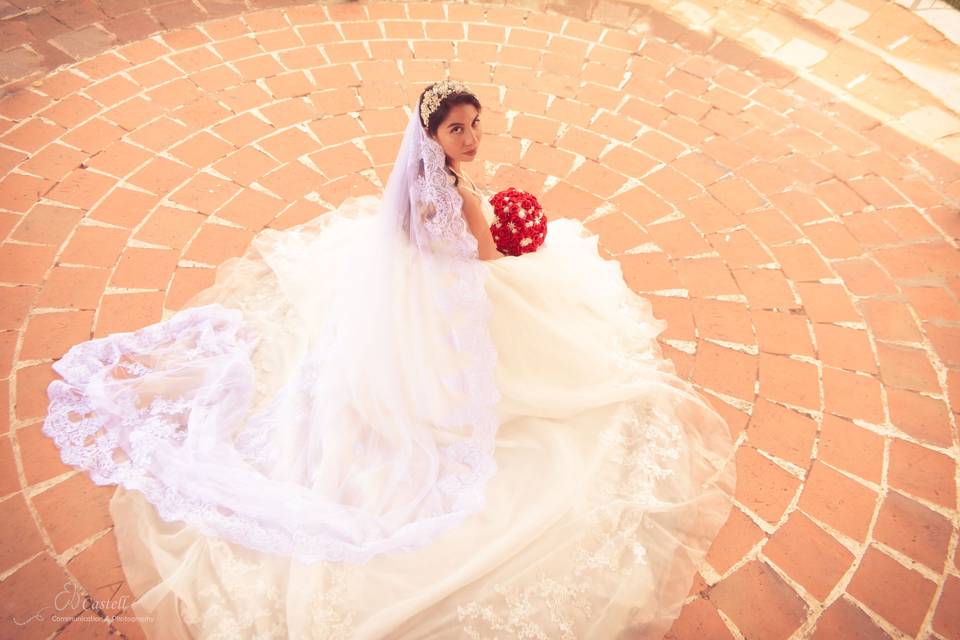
[0,2,958,639]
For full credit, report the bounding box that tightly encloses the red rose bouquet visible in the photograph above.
[488,188,548,256]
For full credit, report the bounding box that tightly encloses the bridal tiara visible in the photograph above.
[419,79,473,127]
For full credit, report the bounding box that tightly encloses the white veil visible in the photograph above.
[43,103,502,564]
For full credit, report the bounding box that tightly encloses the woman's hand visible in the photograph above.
[482,247,506,260]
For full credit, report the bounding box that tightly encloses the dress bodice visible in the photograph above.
[447,170,496,225]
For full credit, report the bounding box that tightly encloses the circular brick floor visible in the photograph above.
[1,2,959,639]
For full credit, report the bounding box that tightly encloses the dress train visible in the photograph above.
[46,193,736,639]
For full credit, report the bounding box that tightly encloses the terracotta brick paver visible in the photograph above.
[1,1,959,639]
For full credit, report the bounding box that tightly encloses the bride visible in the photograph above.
[42,79,737,639]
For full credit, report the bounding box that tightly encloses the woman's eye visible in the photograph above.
[450,120,479,134]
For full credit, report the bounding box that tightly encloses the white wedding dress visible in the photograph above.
[42,107,736,639]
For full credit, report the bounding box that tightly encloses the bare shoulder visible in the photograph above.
[456,182,481,208]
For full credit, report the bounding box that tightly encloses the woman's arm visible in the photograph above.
[459,188,504,260]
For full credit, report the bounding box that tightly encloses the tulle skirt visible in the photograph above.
[48,195,736,639]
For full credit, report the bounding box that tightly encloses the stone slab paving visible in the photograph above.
[3,0,960,164]
[0,1,958,639]
[896,0,960,45]
[642,0,960,162]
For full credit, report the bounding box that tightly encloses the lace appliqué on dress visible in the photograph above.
[180,542,286,639]
[456,403,682,638]
[179,538,359,640]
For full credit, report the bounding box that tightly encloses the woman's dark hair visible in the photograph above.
[418,82,482,183]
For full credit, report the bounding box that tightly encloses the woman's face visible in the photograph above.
[431,103,482,165]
